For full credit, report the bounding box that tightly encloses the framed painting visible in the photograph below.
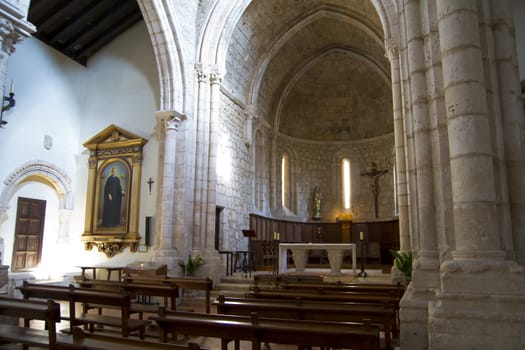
[82,124,148,257]
[94,159,131,232]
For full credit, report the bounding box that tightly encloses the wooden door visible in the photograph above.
[11,197,46,272]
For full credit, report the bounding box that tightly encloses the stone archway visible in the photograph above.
[0,160,73,244]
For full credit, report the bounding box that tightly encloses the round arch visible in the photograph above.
[137,0,187,112]
[0,160,72,215]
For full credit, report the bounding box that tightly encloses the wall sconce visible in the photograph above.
[0,81,15,127]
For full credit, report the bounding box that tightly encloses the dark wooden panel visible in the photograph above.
[248,214,399,265]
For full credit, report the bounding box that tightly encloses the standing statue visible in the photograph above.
[312,186,322,219]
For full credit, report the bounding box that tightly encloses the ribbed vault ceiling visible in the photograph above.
[224,0,393,142]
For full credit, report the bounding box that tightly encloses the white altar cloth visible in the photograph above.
[278,243,357,276]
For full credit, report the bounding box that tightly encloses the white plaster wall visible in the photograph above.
[0,20,160,274]
[2,37,84,181]
[0,38,85,272]
[74,20,160,268]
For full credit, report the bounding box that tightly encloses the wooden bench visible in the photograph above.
[0,296,62,350]
[247,286,401,305]
[17,281,151,339]
[77,279,179,318]
[253,273,324,287]
[214,294,397,349]
[124,275,213,313]
[150,309,381,350]
[56,327,205,350]
[277,281,405,297]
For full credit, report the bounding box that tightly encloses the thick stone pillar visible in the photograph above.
[191,64,222,281]
[427,1,525,348]
[440,0,502,263]
[154,111,186,268]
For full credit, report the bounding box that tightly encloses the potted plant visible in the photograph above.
[178,254,205,277]
[391,250,413,284]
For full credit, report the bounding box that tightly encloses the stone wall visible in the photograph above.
[276,134,395,222]
[216,93,256,251]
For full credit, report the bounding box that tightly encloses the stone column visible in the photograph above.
[397,2,441,349]
[405,0,438,268]
[438,0,502,263]
[385,38,410,253]
[427,2,525,349]
[206,66,221,250]
[155,111,185,258]
[490,0,525,264]
[193,64,209,250]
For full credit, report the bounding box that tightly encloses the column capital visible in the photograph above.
[209,65,223,85]
[384,37,399,62]
[156,110,187,131]
[195,63,208,83]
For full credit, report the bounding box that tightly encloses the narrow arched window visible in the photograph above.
[342,158,351,210]
[281,153,290,209]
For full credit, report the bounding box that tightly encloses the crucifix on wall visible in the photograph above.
[361,162,388,218]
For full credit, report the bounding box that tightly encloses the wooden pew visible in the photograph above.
[247,286,401,305]
[214,294,397,349]
[253,273,324,287]
[56,327,205,350]
[150,309,381,350]
[17,281,151,339]
[0,296,62,350]
[123,275,213,313]
[277,281,405,297]
[77,279,179,318]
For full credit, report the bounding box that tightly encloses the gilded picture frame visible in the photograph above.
[82,124,147,257]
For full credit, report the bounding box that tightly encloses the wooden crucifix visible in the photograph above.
[361,162,388,218]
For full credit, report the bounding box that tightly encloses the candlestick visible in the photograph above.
[360,231,364,240]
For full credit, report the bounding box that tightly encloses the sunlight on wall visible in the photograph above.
[343,158,351,209]
[281,154,290,207]
[217,135,232,182]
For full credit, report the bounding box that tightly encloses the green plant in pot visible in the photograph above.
[391,250,413,283]
[178,254,204,276]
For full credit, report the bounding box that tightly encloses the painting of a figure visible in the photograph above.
[97,160,130,229]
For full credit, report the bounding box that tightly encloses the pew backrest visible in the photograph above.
[0,296,61,349]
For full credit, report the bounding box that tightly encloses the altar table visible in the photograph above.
[278,243,357,276]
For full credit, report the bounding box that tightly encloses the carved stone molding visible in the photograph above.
[384,37,399,62]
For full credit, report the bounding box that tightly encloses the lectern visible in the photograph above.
[238,230,256,276]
